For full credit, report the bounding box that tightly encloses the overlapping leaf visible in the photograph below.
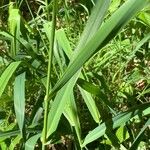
[49,0,147,98]
[46,0,110,139]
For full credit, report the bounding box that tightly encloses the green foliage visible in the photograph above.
[0,0,150,149]
[0,61,21,97]
[14,72,25,136]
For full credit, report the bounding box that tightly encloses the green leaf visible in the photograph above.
[74,0,111,54]
[0,31,13,41]
[82,102,150,147]
[77,78,100,95]
[0,130,20,140]
[0,129,41,139]
[53,40,64,74]
[46,0,111,137]
[19,38,45,62]
[63,93,82,145]
[43,22,52,43]
[50,0,110,137]
[0,142,7,150]
[56,29,72,59]
[8,3,21,56]
[109,0,121,13]
[138,10,150,27]
[9,134,22,150]
[0,31,44,63]
[29,107,43,128]
[14,72,26,135]
[49,0,147,98]
[77,78,114,112]
[126,33,150,65]
[0,61,21,98]
[46,74,79,138]
[116,126,129,143]
[0,123,17,142]
[78,86,100,123]
[25,134,41,150]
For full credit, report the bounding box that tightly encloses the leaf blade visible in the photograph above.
[50,0,147,98]
[14,72,26,134]
[0,61,21,98]
[25,134,41,150]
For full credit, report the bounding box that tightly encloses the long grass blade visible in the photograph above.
[46,0,111,135]
[14,72,26,135]
[8,3,21,57]
[56,29,101,123]
[0,129,41,139]
[74,0,111,54]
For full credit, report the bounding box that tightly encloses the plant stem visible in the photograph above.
[42,0,58,149]
[45,0,50,21]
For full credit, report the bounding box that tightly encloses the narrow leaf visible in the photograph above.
[14,72,26,134]
[56,29,72,58]
[25,134,41,150]
[9,134,22,150]
[78,86,100,123]
[8,4,21,56]
[75,0,111,54]
[63,93,82,145]
[0,61,21,98]
[46,2,110,135]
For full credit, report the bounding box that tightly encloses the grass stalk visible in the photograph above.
[45,0,50,21]
[42,0,58,149]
